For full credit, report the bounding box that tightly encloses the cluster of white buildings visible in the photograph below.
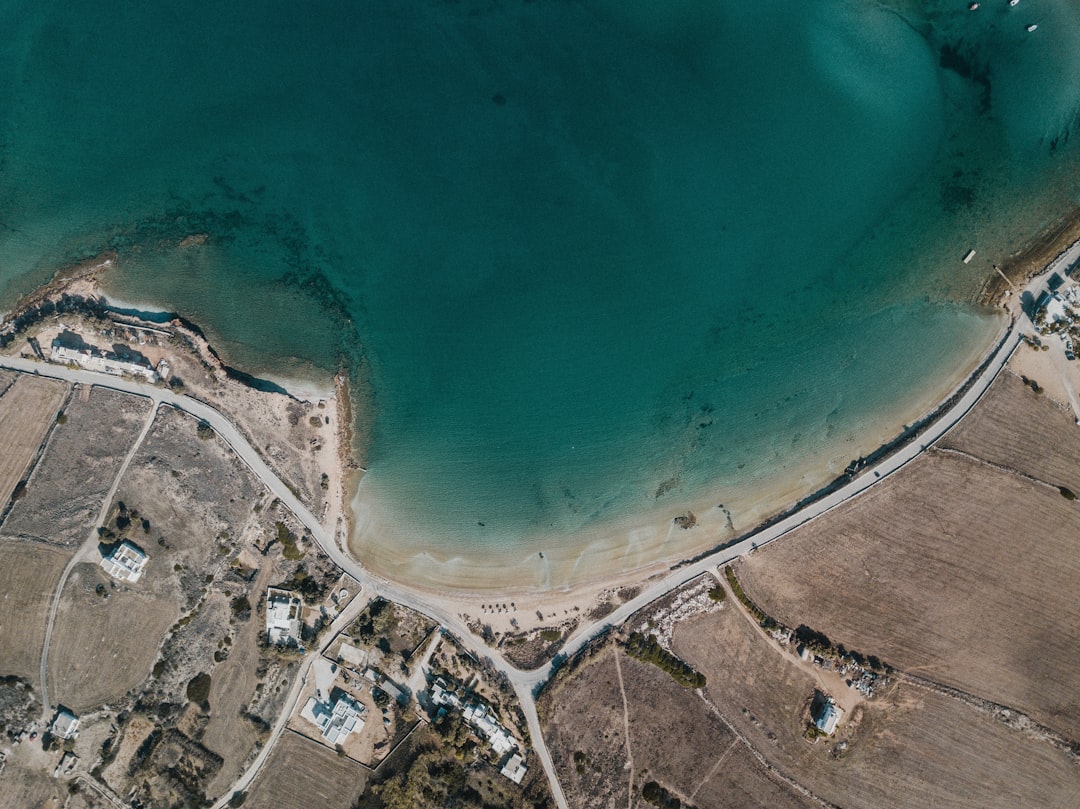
[430,678,527,783]
[51,338,160,382]
[265,588,303,647]
[301,690,365,746]
[100,540,148,583]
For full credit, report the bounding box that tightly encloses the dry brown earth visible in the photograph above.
[0,368,17,393]
[540,643,814,809]
[941,370,1080,492]
[0,374,67,508]
[0,537,71,687]
[2,385,149,547]
[47,560,178,712]
[243,730,370,809]
[734,444,1080,741]
[674,604,1080,809]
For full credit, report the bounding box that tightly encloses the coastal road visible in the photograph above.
[0,243,1064,809]
[0,354,572,806]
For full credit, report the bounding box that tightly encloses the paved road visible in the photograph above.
[0,248,1064,807]
[0,355,572,805]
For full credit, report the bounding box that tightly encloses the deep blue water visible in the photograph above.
[1,0,1079,567]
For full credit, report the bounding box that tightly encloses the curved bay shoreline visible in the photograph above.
[3,215,1080,615]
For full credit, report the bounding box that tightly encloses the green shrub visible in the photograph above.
[708,585,726,602]
[625,632,706,689]
[186,672,212,706]
[539,628,562,642]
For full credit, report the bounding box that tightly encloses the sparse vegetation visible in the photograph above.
[624,632,705,689]
[274,521,304,561]
[196,420,214,440]
[724,565,775,628]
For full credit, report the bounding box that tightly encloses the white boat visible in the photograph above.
[1009,0,1020,7]
[1026,23,1038,32]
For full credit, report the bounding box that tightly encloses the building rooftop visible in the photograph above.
[302,691,364,746]
[100,540,148,583]
[500,752,528,784]
[813,697,843,736]
[50,709,79,740]
[265,588,303,646]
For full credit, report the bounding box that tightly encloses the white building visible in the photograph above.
[50,709,79,740]
[431,678,518,756]
[51,340,158,382]
[265,588,303,646]
[302,691,364,746]
[813,697,843,736]
[100,541,148,583]
[501,752,528,784]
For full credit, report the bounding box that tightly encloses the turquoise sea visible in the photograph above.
[1,1,1079,575]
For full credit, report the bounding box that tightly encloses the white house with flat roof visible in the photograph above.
[265,588,303,646]
[301,691,364,746]
[813,697,843,736]
[500,752,528,784]
[50,709,79,740]
[100,541,148,583]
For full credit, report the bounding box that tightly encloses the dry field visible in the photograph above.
[0,368,16,393]
[941,369,1080,492]
[0,537,71,687]
[200,564,278,797]
[673,604,1080,809]
[540,643,814,809]
[735,443,1080,741]
[47,561,178,712]
[0,374,67,509]
[2,385,149,547]
[243,730,370,809]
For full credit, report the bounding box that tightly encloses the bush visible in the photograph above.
[186,673,212,706]
[708,585,726,602]
[539,628,562,642]
[196,421,214,440]
[642,781,684,808]
[230,595,252,620]
[1060,486,1076,500]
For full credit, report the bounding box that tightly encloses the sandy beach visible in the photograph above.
[346,310,1000,607]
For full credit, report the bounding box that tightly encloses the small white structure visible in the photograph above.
[500,752,528,784]
[813,697,843,736]
[302,691,364,746]
[265,588,303,646]
[100,541,148,583]
[1044,295,1070,324]
[52,751,77,779]
[50,709,79,740]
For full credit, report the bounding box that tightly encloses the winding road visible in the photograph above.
[3,242,1074,808]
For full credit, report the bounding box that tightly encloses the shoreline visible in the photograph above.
[0,258,358,544]
[6,220,1080,616]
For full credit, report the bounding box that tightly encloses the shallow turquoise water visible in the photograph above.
[1,1,1079,557]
